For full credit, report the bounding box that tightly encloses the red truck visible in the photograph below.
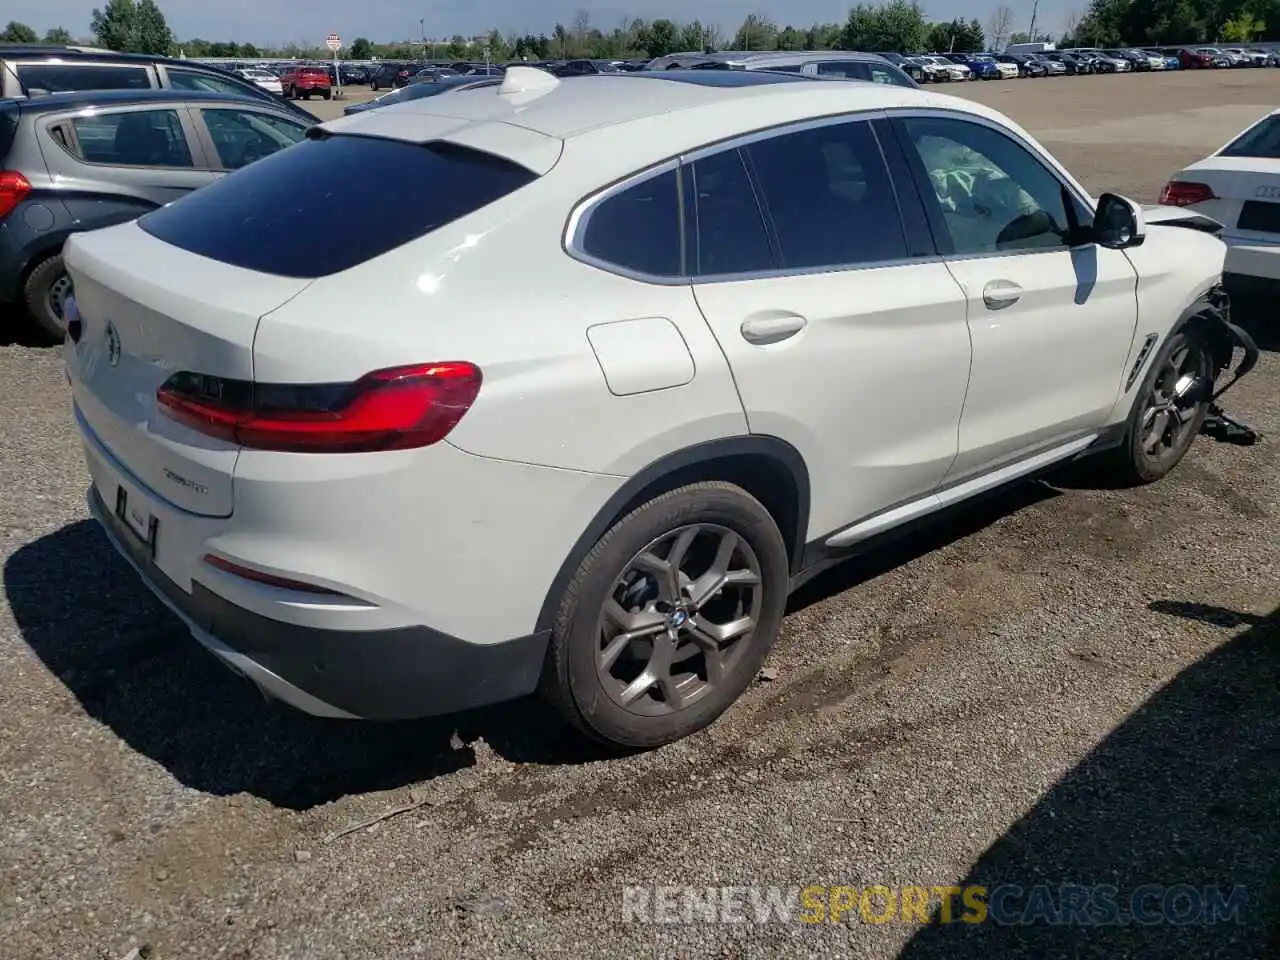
[278,65,332,100]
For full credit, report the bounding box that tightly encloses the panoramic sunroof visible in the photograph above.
[614,69,815,87]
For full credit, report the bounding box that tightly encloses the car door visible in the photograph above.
[45,104,215,227]
[889,112,1140,484]
[687,115,972,542]
[188,106,310,175]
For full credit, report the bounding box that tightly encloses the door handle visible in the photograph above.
[982,279,1023,310]
[740,313,807,345]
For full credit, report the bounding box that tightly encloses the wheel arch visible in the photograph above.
[534,435,811,634]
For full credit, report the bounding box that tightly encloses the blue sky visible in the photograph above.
[11,1,1065,46]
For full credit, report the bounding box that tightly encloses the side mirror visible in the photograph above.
[1093,192,1146,249]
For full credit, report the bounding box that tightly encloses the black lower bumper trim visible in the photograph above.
[89,486,549,720]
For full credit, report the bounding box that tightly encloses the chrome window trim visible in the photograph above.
[886,105,1101,262]
[562,157,687,286]
[566,108,917,285]
[563,104,1101,285]
[885,105,1097,212]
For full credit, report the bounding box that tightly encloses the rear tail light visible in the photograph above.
[0,170,31,220]
[156,362,482,453]
[1159,180,1215,206]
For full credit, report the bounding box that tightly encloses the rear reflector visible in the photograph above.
[203,554,341,594]
[0,170,31,220]
[1159,180,1215,206]
[157,362,482,453]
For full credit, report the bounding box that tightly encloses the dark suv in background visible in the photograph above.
[368,61,418,90]
[0,89,313,339]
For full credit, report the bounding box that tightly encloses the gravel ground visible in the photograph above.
[2,70,1278,959]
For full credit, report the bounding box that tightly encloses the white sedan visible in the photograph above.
[237,68,284,96]
[981,55,1020,79]
[922,55,971,80]
[1160,108,1280,291]
[62,66,1240,748]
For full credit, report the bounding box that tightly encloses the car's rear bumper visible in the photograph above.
[1223,236,1280,282]
[89,484,550,719]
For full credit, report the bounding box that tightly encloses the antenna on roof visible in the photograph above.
[498,65,559,96]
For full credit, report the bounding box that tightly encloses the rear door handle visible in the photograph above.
[982,279,1023,310]
[740,313,807,345]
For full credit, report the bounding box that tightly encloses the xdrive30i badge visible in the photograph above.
[163,468,209,496]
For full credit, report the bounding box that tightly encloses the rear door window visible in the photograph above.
[814,60,913,87]
[139,135,538,277]
[166,67,267,99]
[69,108,194,167]
[16,63,153,94]
[744,119,908,269]
[577,168,682,277]
[198,107,309,169]
[687,149,775,275]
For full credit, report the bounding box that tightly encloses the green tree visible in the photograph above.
[804,22,844,49]
[962,18,986,51]
[733,14,779,50]
[840,0,927,52]
[91,0,136,50]
[92,0,172,54]
[44,26,75,43]
[1221,11,1264,37]
[776,25,804,49]
[680,19,707,52]
[1,21,38,42]
[133,0,172,54]
[349,36,372,59]
[639,18,680,57]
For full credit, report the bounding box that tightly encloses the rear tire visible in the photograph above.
[541,482,788,749]
[1094,327,1213,486]
[323,90,332,100]
[22,253,70,343]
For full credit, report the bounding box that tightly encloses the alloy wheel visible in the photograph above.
[595,523,763,717]
[1139,341,1210,463]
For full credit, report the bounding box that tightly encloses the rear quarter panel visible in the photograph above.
[252,157,749,478]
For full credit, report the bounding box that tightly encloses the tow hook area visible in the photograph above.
[1182,288,1262,446]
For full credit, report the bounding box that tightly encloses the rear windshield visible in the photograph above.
[1219,116,1280,158]
[138,134,538,278]
[16,62,153,94]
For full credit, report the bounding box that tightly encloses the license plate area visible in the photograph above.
[115,485,158,560]
[1236,200,1280,234]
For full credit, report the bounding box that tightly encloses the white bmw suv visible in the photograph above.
[64,68,1235,748]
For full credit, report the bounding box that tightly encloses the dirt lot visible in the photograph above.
[2,70,1278,959]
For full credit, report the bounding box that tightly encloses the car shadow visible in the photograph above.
[8,482,1063,810]
[896,601,1279,958]
[0,303,51,347]
[3,520,612,810]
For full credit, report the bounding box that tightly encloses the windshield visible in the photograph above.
[1219,115,1280,158]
